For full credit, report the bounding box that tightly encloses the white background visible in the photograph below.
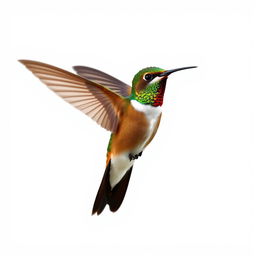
[2,0,256,255]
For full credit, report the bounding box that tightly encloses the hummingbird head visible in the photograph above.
[131,66,197,107]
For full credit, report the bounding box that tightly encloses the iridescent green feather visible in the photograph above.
[107,134,113,152]
[135,82,160,104]
[131,67,165,104]
[132,67,164,87]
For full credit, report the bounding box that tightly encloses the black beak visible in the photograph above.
[158,66,197,77]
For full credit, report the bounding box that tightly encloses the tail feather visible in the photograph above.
[108,169,132,212]
[92,160,133,215]
[91,161,111,215]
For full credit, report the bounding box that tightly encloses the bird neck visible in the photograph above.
[131,82,166,107]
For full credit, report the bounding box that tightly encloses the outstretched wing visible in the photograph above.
[19,60,125,133]
[73,66,131,97]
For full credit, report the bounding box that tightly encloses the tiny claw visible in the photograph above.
[128,153,133,161]
[128,151,143,161]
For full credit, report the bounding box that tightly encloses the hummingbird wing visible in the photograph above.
[19,60,125,133]
[73,66,131,97]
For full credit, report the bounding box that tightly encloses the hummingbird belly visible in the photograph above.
[109,101,162,188]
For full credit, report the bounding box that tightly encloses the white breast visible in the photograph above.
[131,100,162,149]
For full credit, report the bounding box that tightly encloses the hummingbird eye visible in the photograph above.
[144,73,153,81]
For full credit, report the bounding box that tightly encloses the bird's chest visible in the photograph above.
[111,101,162,155]
[130,100,162,152]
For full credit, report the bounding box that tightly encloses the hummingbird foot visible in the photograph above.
[128,151,143,161]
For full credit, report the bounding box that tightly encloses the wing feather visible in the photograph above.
[19,60,125,133]
[73,66,131,97]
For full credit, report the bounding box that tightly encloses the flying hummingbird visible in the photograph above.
[19,60,196,215]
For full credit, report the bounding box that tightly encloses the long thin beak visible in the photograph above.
[158,66,197,77]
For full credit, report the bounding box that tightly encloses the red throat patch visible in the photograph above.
[153,84,166,107]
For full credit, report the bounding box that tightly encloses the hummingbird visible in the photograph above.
[19,60,196,215]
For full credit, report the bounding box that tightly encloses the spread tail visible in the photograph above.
[92,160,133,215]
